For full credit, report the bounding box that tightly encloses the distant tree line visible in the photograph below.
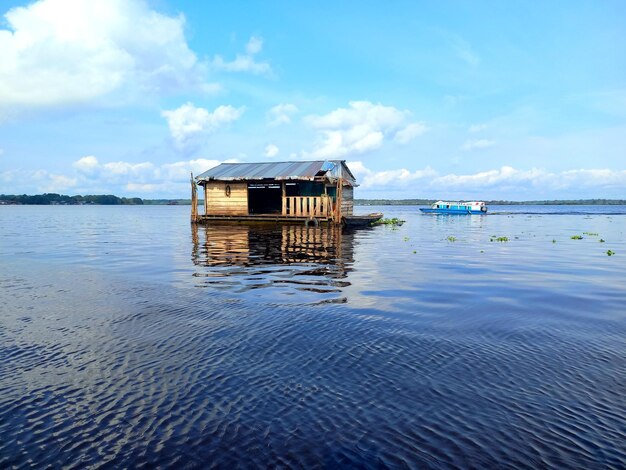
[3,194,624,206]
[143,199,192,205]
[485,199,626,205]
[0,193,143,205]
[355,199,434,206]
[355,198,626,206]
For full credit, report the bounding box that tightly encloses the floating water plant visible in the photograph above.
[447,236,457,242]
[583,232,598,236]
[607,250,615,256]
[490,236,509,242]
[372,218,405,226]
[403,236,410,242]
[552,239,556,243]
[599,239,605,243]
[571,235,583,240]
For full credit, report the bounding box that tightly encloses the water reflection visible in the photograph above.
[191,223,355,303]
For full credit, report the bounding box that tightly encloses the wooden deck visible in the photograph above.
[283,195,332,217]
[197,214,333,225]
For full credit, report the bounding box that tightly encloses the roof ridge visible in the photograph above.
[217,160,328,165]
[195,160,356,184]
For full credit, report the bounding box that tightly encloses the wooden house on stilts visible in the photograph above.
[191,160,359,225]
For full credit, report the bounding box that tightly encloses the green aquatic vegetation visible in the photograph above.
[571,235,583,240]
[412,250,417,254]
[552,239,556,243]
[403,236,410,242]
[447,236,457,242]
[599,239,605,243]
[490,236,509,242]
[372,217,405,226]
[583,232,598,236]
[607,250,615,256]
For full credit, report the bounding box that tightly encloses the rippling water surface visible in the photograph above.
[1,205,625,468]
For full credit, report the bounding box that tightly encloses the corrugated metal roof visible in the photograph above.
[196,160,353,183]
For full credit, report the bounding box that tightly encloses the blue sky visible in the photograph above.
[0,0,625,199]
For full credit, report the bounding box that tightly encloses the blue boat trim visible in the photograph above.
[420,201,488,215]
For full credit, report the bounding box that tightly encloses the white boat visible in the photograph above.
[420,201,487,214]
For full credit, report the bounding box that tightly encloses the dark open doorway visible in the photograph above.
[248,183,282,214]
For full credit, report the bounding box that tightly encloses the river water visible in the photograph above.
[1,205,625,468]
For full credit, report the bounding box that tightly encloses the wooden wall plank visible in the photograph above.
[206,182,248,215]
[341,186,354,216]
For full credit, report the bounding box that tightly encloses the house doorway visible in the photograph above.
[248,183,282,214]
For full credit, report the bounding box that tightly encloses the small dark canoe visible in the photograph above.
[342,212,384,228]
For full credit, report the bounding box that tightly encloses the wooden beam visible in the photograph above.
[282,182,286,216]
[336,178,343,222]
[190,172,198,222]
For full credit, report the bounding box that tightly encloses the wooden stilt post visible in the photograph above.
[190,172,198,223]
[336,178,343,224]
[282,182,286,216]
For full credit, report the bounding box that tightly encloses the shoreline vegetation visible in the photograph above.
[355,198,626,206]
[0,194,190,205]
[1,193,625,206]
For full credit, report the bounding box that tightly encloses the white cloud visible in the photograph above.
[0,169,17,183]
[468,124,487,133]
[74,155,228,183]
[551,168,626,189]
[74,156,156,185]
[429,166,626,192]
[570,89,626,118]
[161,102,244,148]
[160,158,228,180]
[66,155,239,194]
[303,101,426,158]
[348,161,438,189]
[102,161,154,177]
[5,158,626,199]
[267,103,298,126]
[394,122,429,144]
[350,162,626,198]
[443,94,467,108]
[0,0,212,115]
[449,35,479,67]
[73,155,99,173]
[434,166,535,188]
[461,139,496,151]
[212,55,271,75]
[264,144,279,157]
[212,35,271,75]
[32,170,78,192]
[245,36,263,55]
[125,183,160,192]
[307,101,406,130]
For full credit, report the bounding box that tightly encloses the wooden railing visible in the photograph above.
[283,195,332,218]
